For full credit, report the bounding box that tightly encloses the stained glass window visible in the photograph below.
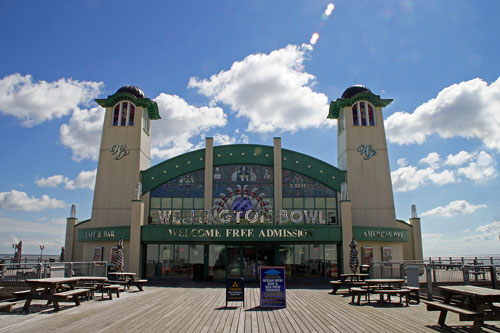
[282,169,338,225]
[149,169,204,224]
[352,101,375,127]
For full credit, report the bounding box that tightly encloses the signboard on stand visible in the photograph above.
[260,266,286,308]
[226,278,245,307]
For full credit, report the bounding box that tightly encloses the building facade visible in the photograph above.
[65,85,423,281]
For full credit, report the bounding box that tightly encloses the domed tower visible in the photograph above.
[328,85,395,228]
[90,86,160,231]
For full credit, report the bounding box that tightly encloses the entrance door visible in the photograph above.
[227,246,241,277]
[242,246,257,279]
[257,245,275,268]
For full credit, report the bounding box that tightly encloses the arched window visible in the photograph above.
[351,101,375,126]
[112,102,135,126]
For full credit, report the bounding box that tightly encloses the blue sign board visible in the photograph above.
[260,266,286,308]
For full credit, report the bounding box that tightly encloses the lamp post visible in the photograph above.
[40,244,45,263]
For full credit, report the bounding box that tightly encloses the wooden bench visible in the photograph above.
[402,286,420,304]
[77,286,96,300]
[0,301,17,312]
[424,300,482,327]
[12,288,45,299]
[373,289,411,306]
[131,279,147,291]
[329,280,341,294]
[350,287,370,305]
[53,288,90,306]
[100,284,121,300]
[105,280,130,289]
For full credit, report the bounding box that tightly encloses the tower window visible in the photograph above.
[352,101,375,126]
[112,102,135,127]
[143,107,150,133]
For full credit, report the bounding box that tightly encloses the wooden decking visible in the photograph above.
[2,286,500,332]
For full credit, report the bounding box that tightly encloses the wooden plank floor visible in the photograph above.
[2,287,500,332]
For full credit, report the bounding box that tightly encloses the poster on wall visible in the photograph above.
[93,247,103,261]
[361,247,373,265]
[382,247,392,262]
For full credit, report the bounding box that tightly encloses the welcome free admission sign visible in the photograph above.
[260,266,286,308]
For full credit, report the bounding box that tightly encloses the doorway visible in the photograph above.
[223,245,275,280]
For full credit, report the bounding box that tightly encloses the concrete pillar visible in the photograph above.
[340,200,353,274]
[204,137,214,212]
[410,217,423,261]
[65,217,78,262]
[129,200,145,275]
[273,137,283,224]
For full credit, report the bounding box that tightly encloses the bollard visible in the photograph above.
[491,266,498,289]
[400,263,405,280]
[426,265,433,301]
[463,266,470,285]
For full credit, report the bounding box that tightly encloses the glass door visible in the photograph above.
[227,245,241,278]
[242,246,257,279]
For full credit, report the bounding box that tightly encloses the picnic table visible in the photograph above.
[14,277,90,311]
[107,272,147,291]
[357,279,409,306]
[424,285,500,332]
[329,273,369,294]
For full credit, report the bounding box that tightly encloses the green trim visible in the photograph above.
[213,144,274,166]
[327,92,393,119]
[141,148,206,195]
[141,225,342,242]
[75,219,91,227]
[282,149,345,192]
[78,226,131,242]
[353,226,408,242]
[141,144,346,195]
[95,92,161,120]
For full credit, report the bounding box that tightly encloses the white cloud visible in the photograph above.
[445,151,475,166]
[36,169,96,190]
[188,44,331,133]
[0,190,66,211]
[427,169,456,185]
[151,94,227,159]
[0,73,103,127]
[397,158,408,167]
[212,132,249,146]
[35,175,66,188]
[462,221,500,242]
[419,152,440,169]
[457,151,497,183]
[392,150,495,192]
[65,169,97,190]
[391,166,436,192]
[421,200,487,217]
[385,76,500,152]
[60,107,104,161]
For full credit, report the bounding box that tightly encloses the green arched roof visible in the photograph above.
[95,92,161,120]
[141,144,346,195]
[327,91,393,119]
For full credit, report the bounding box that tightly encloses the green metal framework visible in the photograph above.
[95,92,161,120]
[327,92,393,119]
[141,144,346,195]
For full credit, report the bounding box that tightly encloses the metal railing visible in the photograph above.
[369,259,500,300]
[0,261,108,301]
[0,261,108,281]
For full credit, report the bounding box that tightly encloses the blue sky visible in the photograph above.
[0,0,499,256]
